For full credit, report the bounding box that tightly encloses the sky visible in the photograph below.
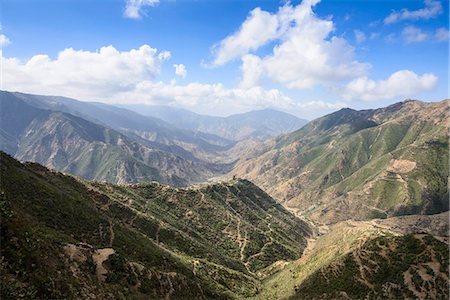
[1,0,448,119]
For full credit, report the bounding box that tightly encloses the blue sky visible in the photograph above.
[1,0,448,119]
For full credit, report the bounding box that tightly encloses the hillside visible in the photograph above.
[230,100,449,224]
[0,93,226,185]
[254,215,449,300]
[292,233,448,299]
[9,91,235,161]
[0,152,311,299]
[121,104,307,141]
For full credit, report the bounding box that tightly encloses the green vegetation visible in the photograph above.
[0,152,309,299]
[233,100,449,224]
[291,234,449,299]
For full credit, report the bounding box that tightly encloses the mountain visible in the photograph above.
[2,153,447,299]
[120,104,308,141]
[256,216,449,299]
[229,100,449,224]
[0,152,311,299]
[9,91,236,161]
[0,93,226,185]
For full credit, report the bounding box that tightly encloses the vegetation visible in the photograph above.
[0,152,309,299]
[232,100,449,224]
[292,234,449,299]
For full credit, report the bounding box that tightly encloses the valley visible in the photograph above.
[0,91,448,299]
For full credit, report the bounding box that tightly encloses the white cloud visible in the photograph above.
[401,26,449,43]
[212,0,370,89]
[0,34,10,47]
[110,80,343,118]
[240,54,263,88]
[339,70,438,101]
[2,45,170,99]
[435,27,449,42]
[173,64,187,78]
[124,0,159,19]
[402,26,429,43]
[354,30,366,43]
[384,0,442,25]
[1,42,343,118]
[117,81,296,111]
[210,6,281,66]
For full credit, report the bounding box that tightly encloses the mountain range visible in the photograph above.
[1,152,448,299]
[230,99,449,224]
[0,91,307,184]
[119,104,307,141]
[0,90,448,299]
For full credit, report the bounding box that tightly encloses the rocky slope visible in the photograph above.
[9,91,235,161]
[230,100,449,224]
[0,93,228,185]
[0,152,310,299]
[255,214,449,300]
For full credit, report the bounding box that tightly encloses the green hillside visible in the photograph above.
[0,152,310,299]
[0,93,226,186]
[231,100,449,224]
[293,234,449,299]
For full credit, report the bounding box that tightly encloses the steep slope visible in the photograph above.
[254,215,449,300]
[9,91,235,159]
[293,234,448,299]
[0,152,311,299]
[0,94,224,185]
[121,104,307,141]
[231,100,449,224]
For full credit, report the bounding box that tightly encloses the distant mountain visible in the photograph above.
[10,91,235,160]
[0,92,226,185]
[0,152,311,299]
[230,100,449,224]
[120,104,308,141]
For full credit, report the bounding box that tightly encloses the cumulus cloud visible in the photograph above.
[384,0,442,25]
[0,34,10,47]
[339,70,438,101]
[124,0,159,19]
[2,42,343,118]
[111,80,343,118]
[173,64,187,78]
[210,6,282,66]
[212,0,369,89]
[2,45,170,99]
[240,54,263,88]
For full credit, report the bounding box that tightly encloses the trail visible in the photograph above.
[244,222,275,269]
[108,219,115,247]
[236,217,248,262]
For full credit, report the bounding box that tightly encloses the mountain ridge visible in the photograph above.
[228,99,449,224]
[0,93,227,185]
[120,104,308,141]
[0,151,311,299]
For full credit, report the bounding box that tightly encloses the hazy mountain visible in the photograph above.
[0,152,310,299]
[10,91,235,159]
[120,104,308,141]
[229,99,449,224]
[0,93,226,185]
[2,153,447,299]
